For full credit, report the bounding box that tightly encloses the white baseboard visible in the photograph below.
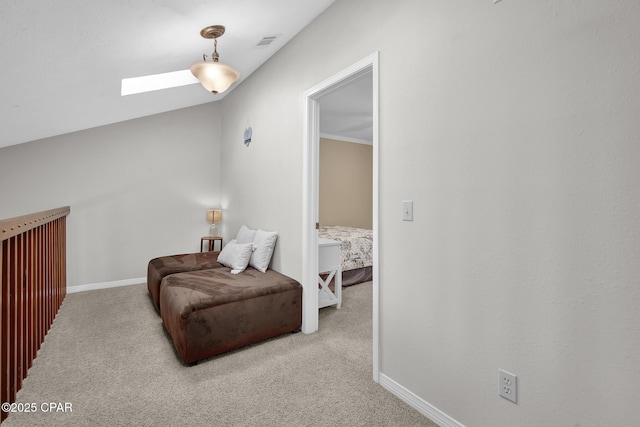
[379,373,466,427]
[67,277,146,294]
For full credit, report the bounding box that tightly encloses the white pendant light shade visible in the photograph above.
[190,61,239,94]
[191,25,239,95]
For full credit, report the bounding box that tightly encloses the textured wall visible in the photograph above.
[0,103,222,287]
[219,0,640,426]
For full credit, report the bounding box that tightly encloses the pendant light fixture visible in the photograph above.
[190,25,240,94]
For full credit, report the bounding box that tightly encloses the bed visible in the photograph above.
[318,225,373,286]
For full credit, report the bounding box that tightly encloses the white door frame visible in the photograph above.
[301,52,380,382]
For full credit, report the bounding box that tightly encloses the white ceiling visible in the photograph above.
[0,0,340,149]
[319,70,373,145]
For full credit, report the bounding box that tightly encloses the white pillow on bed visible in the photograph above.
[235,225,256,244]
[217,239,255,274]
[250,229,278,273]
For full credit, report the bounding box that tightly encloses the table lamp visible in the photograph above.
[206,209,222,236]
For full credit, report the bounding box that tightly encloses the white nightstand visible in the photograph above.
[318,238,342,309]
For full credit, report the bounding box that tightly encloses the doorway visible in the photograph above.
[301,52,379,382]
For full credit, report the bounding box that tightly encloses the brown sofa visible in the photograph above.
[147,252,302,364]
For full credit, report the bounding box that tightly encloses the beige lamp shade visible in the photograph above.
[206,210,222,224]
[190,62,239,94]
[206,210,222,237]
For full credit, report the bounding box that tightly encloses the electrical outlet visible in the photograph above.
[402,200,413,221]
[499,369,517,403]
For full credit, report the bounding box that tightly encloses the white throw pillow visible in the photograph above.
[249,229,278,273]
[217,239,255,274]
[235,225,256,244]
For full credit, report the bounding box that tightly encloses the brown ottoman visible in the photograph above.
[147,251,224,313]
[159,267,302,364]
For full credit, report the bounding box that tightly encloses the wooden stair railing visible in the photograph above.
[0,206,70,423]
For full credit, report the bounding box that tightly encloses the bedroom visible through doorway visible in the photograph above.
[317,78,374,285]
[302,52,379,382]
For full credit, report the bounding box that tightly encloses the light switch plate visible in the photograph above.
[402,200,413,221]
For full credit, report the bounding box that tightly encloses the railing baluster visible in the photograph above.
[28,229,35,368]
[16,234,23,392]
[1,240,8,415]
[9,236,17,404]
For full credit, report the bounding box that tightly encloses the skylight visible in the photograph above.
[121,70,199,96]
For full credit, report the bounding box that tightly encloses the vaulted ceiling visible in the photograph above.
[1,0,339,149]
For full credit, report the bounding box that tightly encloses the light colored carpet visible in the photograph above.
[3,281,436,426]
